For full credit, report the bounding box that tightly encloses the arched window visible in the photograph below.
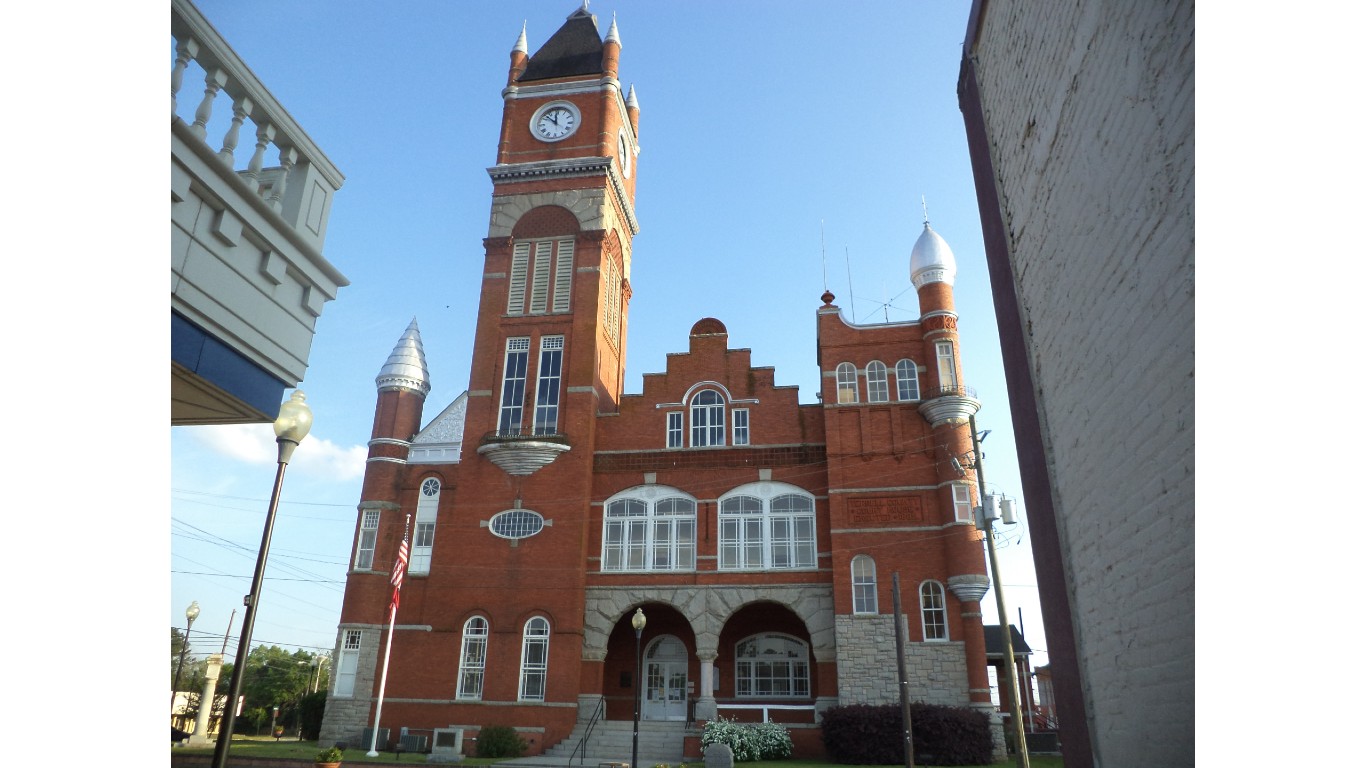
[456,616,488,699]
[601,488,697,572]
[920,581,948,641]
[851,555,877,614]
[896,359,920,401]
[410,477,440,575]
[866,361,889,403]
[718,482,817,570]
[735,633,810,698]
[518,617,550,701]
[691,389,725,446]
[836,363,858,403]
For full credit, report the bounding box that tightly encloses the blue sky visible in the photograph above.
[169,0,1049,680]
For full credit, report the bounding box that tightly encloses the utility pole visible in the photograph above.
[969,415,1029,768]
[891,573,915,768]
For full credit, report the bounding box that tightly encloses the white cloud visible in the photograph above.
[187,424,366,481]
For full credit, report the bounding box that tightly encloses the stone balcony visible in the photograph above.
[476,429,571,476]
[171,0,348,424]
[917,384,982,427]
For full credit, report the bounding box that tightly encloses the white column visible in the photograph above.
[695,651,717,721]
[188,654,224,746]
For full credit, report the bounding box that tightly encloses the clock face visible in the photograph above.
[534,105,577,141]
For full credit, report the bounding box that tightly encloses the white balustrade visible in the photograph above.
[170,0,343,245]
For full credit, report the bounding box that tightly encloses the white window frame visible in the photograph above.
[836,362,858,403]
[718,482,817,571]
[851,554,877,614]
[602,489,697,572]
[334,629,362,697]
[896,359,920,401]
[410,478,440,575]
[456,616,489,700]
[518,616,550,701]
[734,633,811,698]
[498,337,531,435]
[936,341,959,390]
[533,335,564,435]
[690,389,725,447]
[920,580,949,641]
[354,510,379,570]
[953,484,973,523]
[732,408,750,446]
[666,411,683,448]
[866,361,889,403]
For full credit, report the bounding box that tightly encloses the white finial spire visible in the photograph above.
[626,84,639,109]
[513,21,527,54]
[605,12,620,45]
[922,195,930,225]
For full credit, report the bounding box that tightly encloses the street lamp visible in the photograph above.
[212,392,313,768]
[171,600,201,717]
[631,608,646,768]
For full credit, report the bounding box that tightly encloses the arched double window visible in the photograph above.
[601,487,697,572]
[456,616,488,699]
[896,359,920,401]
[691,389,725,446]
[718,482,817,570]
[866,361,889,403]
[518,617,550,701]
[734,633,811,698]
[851,555,877,614]
[920,581,949,641]
[835,363,858,403]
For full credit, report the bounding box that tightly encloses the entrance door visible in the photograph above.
[642,635,688,721]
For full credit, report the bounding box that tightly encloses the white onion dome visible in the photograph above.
[375,318,431,396]
[909,222,957,288]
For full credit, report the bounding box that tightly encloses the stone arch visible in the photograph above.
[582,584,835,663]
[489,190,617,238]
[511,204,580,239]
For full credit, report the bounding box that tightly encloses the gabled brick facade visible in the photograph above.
[320,6,998,761]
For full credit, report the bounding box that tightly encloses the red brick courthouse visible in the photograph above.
[320,5,997,760]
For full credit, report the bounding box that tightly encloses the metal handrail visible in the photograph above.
[923,384,978,400]
[481,428,569,444]
[568,697,606,768]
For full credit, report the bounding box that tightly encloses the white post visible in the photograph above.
[189,654,224,746]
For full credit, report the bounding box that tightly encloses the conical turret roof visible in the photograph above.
[375,318,431,396]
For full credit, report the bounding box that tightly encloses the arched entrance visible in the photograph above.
[642,635,689,721]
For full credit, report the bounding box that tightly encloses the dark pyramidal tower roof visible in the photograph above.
[519,5,604,81]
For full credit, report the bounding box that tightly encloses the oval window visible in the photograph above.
[489,509,545,540]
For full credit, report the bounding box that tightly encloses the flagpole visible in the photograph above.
[367,514,410,758]
[367,602,399,756]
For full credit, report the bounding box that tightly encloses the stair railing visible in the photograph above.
[568,696,606,768]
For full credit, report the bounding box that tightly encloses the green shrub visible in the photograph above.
[475,724,526,758]
[820,703,992,766]
[701,717,793,762]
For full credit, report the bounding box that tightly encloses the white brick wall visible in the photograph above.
[971,2,1194,765]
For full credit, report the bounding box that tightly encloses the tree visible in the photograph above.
[237,645,328,736]
[170,628,185,686]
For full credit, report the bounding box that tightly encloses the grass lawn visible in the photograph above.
[174,738,1063,768]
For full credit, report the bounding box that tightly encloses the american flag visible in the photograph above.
[389,534,410,612]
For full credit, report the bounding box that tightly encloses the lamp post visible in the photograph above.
[968,415,1029,768]
[212,392,313,768]
[171,601,201,720]
[631,608,646,768]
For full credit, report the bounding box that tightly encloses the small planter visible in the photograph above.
[315,763,341,768]
[315,746,345,768]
